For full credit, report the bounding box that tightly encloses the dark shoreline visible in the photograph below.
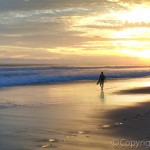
[116,86,150,94]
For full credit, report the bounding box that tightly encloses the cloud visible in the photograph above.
[0,0,149,65]
[81,22,150,31]
[0,53,144,66]
[0,0,127,48]
[118,0,150,5]
[0,0,123,12]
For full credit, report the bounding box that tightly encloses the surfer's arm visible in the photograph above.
[97,76,100,84]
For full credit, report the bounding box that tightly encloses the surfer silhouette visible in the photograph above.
[97,72,106,90]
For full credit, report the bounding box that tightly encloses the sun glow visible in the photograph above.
[122,50,150,58]
[113,27,150,39]
[117,7,150,23]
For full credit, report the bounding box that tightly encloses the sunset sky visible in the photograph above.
[0,0,150,65]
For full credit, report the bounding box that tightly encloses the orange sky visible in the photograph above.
[0,0,150,65]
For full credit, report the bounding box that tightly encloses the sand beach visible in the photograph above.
[0,77,149,150]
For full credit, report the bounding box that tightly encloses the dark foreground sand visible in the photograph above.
[106,86,150,150]
[0,77,149,150]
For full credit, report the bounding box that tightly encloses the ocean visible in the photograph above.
[0,65,149,87]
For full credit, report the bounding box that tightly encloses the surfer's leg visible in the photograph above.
[100,81,102,88]
[100,82,102,90]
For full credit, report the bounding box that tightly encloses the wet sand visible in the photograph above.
[0,77,149,150]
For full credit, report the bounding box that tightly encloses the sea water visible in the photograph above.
[0,65,149,87]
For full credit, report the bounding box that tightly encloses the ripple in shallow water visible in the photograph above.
[66,135,77,138]
[102,124,111,128]
[41,144,51,148]
[49,138,56,142]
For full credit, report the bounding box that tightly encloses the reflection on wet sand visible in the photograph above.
[100,90,105,104]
